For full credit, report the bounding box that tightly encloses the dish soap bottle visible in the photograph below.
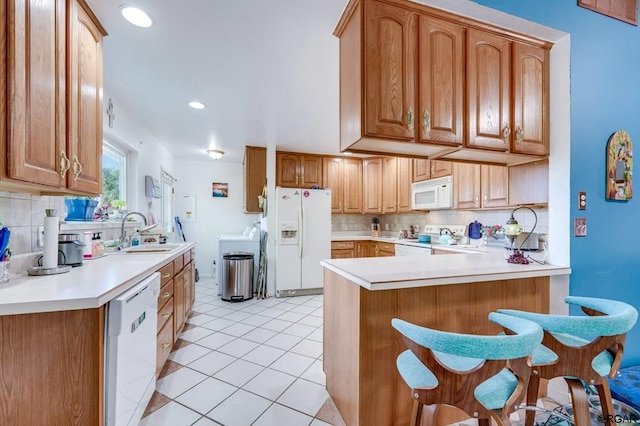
[130,231,140,247]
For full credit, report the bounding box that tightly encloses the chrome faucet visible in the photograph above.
[120,211,148,247]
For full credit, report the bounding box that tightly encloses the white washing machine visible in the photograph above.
[215,232,260,295]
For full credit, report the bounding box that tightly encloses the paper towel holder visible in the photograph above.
[27,209,72,276]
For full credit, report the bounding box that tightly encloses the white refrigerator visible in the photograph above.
[275,187,331,295]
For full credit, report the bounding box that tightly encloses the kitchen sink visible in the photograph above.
[119,243,183,254]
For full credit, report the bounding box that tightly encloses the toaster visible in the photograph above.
[512,232,540,250]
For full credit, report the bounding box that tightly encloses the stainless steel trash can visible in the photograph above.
[221,252,254,302]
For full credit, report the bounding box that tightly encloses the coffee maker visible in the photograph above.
[58,233,86,267]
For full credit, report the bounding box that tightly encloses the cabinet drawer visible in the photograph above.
[158,263,174,286]
[173,256,184,274]
[331,241,355,250]
[156,316,174,377]
[332,249,355,259]
[377,242,395,253]
[183,250,191,265]
[158,296,174,331]
[158,280,174,310]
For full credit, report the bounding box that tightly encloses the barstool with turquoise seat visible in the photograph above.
[498,296,638,426]
[392,312,543,426]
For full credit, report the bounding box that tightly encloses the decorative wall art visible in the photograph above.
[212,182,229,198]
[606,130,633,200]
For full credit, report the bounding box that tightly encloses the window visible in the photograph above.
[102,141,128,206]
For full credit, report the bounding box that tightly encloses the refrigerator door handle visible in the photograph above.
[299,206,304,258]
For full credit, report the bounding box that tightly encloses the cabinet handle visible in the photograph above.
[501,124,511,143]
[484,194,488,202]
[407,107,414,132]
[59,151,71,178]
[162,273,171,279]
[162,312,171,319]
[71,155,83,181]
[515,125,524,144]
[475,195,479,205]
[423,109,430,135]
[161,292,171,299]
[162,342,171,350]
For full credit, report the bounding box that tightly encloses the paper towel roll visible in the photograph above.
[43,215,59,269]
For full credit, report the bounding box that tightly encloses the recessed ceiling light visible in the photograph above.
[120,6,153,28]
[188,101,206,110]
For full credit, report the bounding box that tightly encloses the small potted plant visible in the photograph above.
[110,199,128,219]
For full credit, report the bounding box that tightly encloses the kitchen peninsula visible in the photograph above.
[321,254,570,426]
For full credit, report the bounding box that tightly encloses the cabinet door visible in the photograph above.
[509,160,548,205]
[364,1,416,140]
[382,157,398,213]
[184,262,194,316]
[363,158,383,214]
[323,157,344,213]
[512,43,549,155]
[67,0,105,195]
[7,0,66,187]
[397,157,413,212]
[343,158,363,213]
[430,160,453,178]
[173,269,186,342]
[276,153,300,187]
[244,146,266,213]
[466,29,511,151]
[453,163,480,209]
[481,165,509,208]
[300,155,323,188]
[356,241,377,258]
[418,17,464,145]
[332,249,355,259]
[412,159,430,182]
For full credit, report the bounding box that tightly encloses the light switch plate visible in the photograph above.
[574,218,587,237]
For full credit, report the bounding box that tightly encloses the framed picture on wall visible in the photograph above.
[212,182,228,198]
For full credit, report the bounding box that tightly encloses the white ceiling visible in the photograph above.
[86,0,348,163]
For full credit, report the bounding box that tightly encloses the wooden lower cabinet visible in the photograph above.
[356,241,378,257]
[156,307,174,377]
[377,242,395,256]
[332,240,396,258]
[331,241,356,259]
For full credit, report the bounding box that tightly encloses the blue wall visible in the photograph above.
[476,0,640,367]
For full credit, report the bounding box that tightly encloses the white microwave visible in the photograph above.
[411,175,453,210]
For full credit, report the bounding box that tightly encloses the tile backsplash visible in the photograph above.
[331,208,549,236]
[0,192,142,275]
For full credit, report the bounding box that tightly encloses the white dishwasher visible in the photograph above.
[105,272,160,426]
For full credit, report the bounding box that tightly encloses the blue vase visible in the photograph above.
[65,199,98,221]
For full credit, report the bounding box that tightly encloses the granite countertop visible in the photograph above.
[321,252,570,291]
[0,242,195,315]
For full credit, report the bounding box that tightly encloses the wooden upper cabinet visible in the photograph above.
[322,157,363,214]
[412,158,430,182]
[276,152,322,188]
[397,157,413,212]
[342,158,363,213]
[6,0,66,187]
[512,43,549,155]
[417,17,464,146]
[382,157,398,213]
[362,158,383,213]
[244,146,266,213]
[453,163,481,209]
[5,0,105,194]
[276,153,300,187]
[466,29,511,151]
[430,160,453,178]
[481,165,509,208]
[364,1,416,140]
[509,160,548,205]
[66,0,106,195]
[323,157,345,213]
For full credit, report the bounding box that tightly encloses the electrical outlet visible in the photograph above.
[38,226,45,247]
[578,191,587,210]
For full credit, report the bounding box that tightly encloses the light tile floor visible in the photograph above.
[140,277,572,426]
[140,277,344,426]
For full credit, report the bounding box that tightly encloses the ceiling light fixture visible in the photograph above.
[120,6,154,28]
[188,101,206,110]
[207,149,224,160]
